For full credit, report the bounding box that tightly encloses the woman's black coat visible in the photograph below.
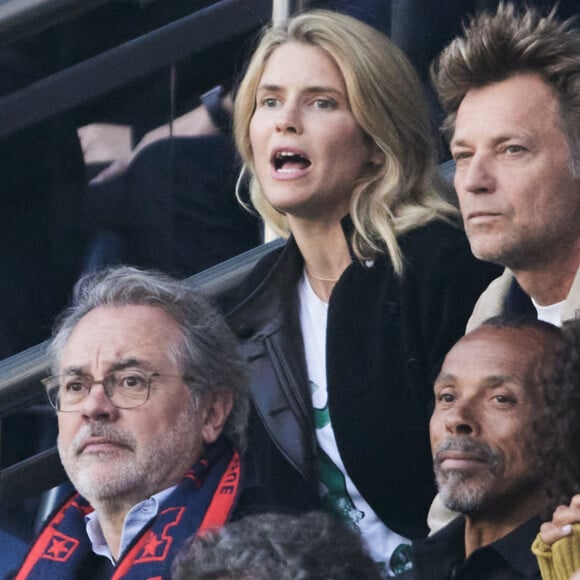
[219,219,501,538]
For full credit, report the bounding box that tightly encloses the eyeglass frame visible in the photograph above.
[41,369,195,412]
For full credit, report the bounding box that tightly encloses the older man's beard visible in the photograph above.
[58,402,197,507]
[433,437,505,514]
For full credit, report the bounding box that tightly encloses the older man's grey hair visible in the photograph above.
[47,266,249,449]
[172,512,382,580]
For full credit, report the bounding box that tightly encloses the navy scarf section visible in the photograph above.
[14,438,241,580]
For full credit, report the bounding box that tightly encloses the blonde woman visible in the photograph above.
[221,10,500,575]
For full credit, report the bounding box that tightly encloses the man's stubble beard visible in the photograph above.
[58,402,198,509]
[433,437,505,515]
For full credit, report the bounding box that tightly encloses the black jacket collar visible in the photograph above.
[411,515,541,579]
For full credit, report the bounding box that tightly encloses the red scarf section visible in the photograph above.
[15,439,241,580]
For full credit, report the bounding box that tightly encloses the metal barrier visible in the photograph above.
[0,0,272,140]
[0,0,113,45]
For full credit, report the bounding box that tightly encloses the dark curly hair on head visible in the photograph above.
[536,318,580,515]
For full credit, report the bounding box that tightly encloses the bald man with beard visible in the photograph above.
[401,316,563,580]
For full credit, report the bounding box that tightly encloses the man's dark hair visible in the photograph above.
[481,313,564,338]
[537,318,580,513]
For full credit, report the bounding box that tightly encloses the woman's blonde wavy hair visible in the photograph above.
[234,9,458,274]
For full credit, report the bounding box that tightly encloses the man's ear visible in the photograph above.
[201,391,234,445]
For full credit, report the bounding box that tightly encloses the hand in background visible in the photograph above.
[540,496,580,546]
[86,103,220,184]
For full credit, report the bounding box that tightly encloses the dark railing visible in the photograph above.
[0,0,272,140]
[0,0,114,45]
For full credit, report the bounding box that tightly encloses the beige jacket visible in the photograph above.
[466,267,580,332]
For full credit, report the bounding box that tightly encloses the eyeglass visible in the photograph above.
[42,369,193,412]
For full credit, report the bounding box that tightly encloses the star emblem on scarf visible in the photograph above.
[141,531,165,557]
[44,531,79,561]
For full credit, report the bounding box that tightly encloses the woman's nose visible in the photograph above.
[275,103,302,134]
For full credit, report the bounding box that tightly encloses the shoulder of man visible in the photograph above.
[466,268,513,332]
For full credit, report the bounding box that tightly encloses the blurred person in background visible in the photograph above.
[172,511,382,580]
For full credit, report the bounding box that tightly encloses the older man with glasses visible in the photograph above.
[12,266,249,580]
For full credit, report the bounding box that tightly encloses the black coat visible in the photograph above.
[220,219,501,539]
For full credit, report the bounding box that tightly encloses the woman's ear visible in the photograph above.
[369,146,385,167]
[201,391,234,445]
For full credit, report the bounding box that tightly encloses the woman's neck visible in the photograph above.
[291,218,352,303]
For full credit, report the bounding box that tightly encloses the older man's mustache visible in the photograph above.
[72,423,136,455]
[433,437,503,469]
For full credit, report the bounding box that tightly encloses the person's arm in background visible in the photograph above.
[86,86,233,183]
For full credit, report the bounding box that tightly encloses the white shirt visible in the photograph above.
[298,272,411,577]
[532,298,565,326]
